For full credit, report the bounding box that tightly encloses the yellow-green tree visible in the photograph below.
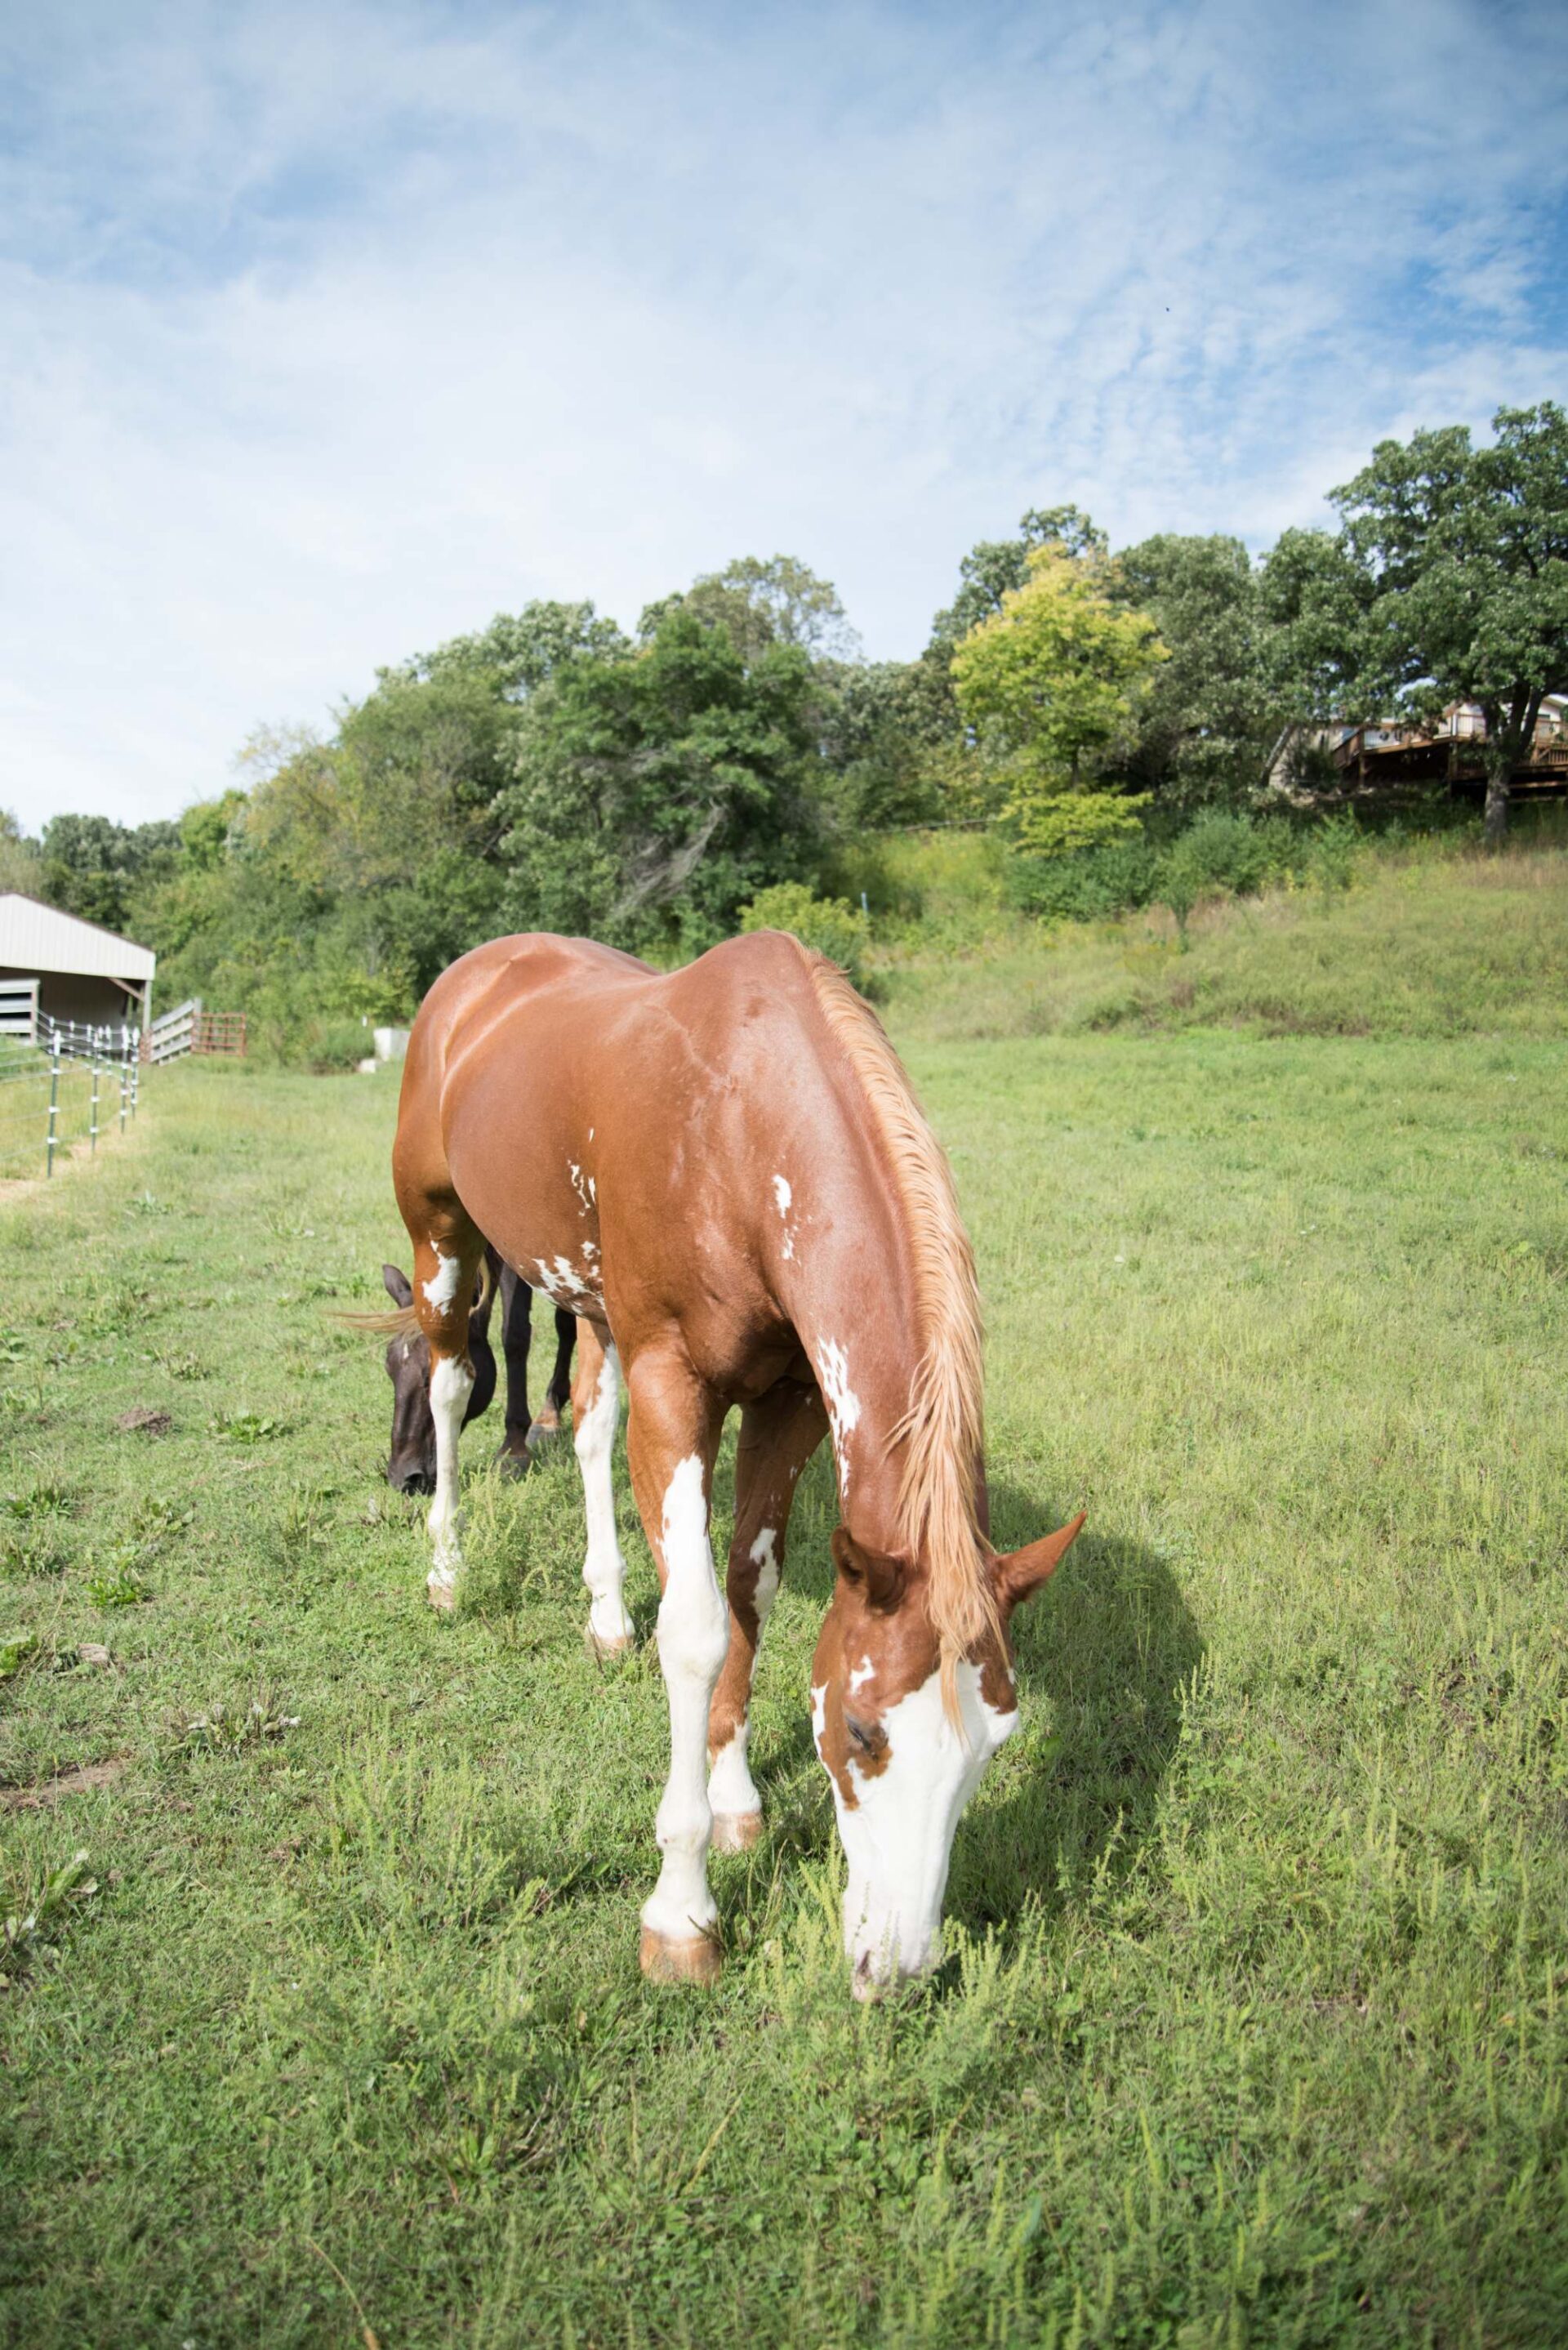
[951,543,1165,854]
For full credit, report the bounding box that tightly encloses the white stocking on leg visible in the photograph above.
[575,1336,634,1657]
[426,1353,474,1610]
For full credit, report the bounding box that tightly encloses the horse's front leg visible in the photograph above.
[494,1265,534,1477]
[708,1378,829,1852]
[537,1307,576,1447]
[410,1223,485,1609]
[624,1343,728,1984]
[572,1321,634,1659]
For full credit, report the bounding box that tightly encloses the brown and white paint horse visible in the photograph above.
[383,930,1083,1994]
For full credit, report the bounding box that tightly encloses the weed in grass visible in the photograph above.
[154,1349,208,1380]
[1,1847,98,1984]
[0,1525,68,1578]
[2,1482,72,1520]
[210,1409,287,1443]
[166,1689,301,1755]
[0,1627,40,1679]
[84,1550,154,1608]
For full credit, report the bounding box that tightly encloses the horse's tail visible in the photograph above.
[336,1253,493,1339]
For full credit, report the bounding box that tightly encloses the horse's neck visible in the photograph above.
[782,1188,915,1550]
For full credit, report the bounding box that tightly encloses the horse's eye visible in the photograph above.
[844,1713,883,1755]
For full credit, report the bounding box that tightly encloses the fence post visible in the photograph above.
[90,1049,100,1157]
[119,1050,128,1135]
[46,1046,60,1177]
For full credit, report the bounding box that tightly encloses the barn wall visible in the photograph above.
[0,966,141,1030]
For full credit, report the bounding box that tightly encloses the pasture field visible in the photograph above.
[3,885,1568,2346]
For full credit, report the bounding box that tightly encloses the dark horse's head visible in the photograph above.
[376,1263,496,1493]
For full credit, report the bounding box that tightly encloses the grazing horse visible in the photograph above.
[386,929,1083,1994]
[373,1247,575,1493]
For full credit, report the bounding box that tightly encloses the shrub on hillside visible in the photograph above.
[308,1020,372,1074]
[1004,837,1161,921]
[740,883,871,987]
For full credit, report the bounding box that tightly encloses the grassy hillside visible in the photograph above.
[2,897,1566,2344]
[875,832,1568,1045]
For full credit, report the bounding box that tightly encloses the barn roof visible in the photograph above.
[0,893,156,982]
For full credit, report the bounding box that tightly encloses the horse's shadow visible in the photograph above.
[742,1462,1204,1948]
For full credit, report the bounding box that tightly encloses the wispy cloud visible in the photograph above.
[3,0,1566,825]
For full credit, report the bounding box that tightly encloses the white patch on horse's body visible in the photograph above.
[818,1660,1018,1994]
[569,1161,597,1215]
[425,1353,475,1602]
[534,1254,604,1312]
[642,1454,729,1946]
[421,1250,463,1313]
[816,1339,862,1495]
[772,1173,795,1258]
[848,1656,875,1694]
[575,1344,634,1652]
[748,1526,780,1623]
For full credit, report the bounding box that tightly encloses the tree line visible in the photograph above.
[5,400,1565,1057]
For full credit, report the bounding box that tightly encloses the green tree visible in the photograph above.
[639,555,859,668]
[951,543,1165,855]
[38,813,181,933]
[1271,404,1568,842]
[0,809,42,896]
[1112,534,1276,806]
[396,600,628,699]
[497,609,820,951]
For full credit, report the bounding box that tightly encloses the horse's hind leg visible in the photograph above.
[406,1211,486,1609]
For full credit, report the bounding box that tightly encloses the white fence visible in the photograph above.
[0,1028,141,1180]
[147,997,199,1064]
[145,997,247,1062]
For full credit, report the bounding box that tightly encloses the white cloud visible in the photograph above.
[2,0,1566,826]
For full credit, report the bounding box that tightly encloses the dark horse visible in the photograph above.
[375,1246,575,1494]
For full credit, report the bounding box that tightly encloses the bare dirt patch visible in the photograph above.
[1,1755,130,1811]
[117,1407,172,1436]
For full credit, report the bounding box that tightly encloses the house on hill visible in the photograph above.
[1267,701,1568,796]
[0,893,156,1041]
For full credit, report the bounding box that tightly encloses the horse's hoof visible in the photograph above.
[710,1811,763,1854]
[426,1573,458,1613]
[639,1926,723,1986]
[525,1416,563,1455]
[495,1444,532,1482]
[585,1624,634,1662]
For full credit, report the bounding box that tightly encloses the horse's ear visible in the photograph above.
[991,1513,1085,1615]
[831,1525,906,1610]
[382,1264,414,1308]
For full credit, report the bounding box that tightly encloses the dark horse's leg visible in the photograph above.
[495,1272,577,1477]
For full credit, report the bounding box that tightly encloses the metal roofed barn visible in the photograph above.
[0,891,156,1042]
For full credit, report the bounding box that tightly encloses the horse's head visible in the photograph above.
[378,1263,497,1493]
[811,1512,1085,1995]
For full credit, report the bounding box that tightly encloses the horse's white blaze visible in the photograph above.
[426,1353,474,1592]
[421,1249,463,1313]
[815,1660,1018,1994]
[749,1525,780,1623]
[575,1344,633,1649]
[816,1339,862,1495]
[643,1453,729,1945]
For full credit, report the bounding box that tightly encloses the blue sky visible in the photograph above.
[3,0,1566,827]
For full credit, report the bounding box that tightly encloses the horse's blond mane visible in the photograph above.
[800,948,999,1707]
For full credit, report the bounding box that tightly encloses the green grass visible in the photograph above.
[2,876,1567,2345]
[875,831,1568,1046]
